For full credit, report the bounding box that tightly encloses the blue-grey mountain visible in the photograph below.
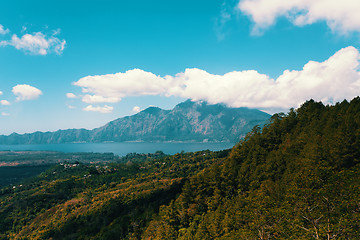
[0,100,270,144]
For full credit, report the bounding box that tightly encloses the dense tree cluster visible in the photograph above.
[143,98,360,239]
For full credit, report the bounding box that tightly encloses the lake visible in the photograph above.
[0,142,236,156]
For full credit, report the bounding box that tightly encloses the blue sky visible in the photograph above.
[0,0,360,134]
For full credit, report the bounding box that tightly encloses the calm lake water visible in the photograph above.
[0,142,235,156]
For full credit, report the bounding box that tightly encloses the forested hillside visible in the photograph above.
[143,98,360,239]
[0,98,359,239]
[0,150,229,239]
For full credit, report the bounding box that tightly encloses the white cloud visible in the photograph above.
[0,100,10,106]
[83,105,113,114]
[238,0,360,35]
[1,112,9,116]
[12,84,42,101]
[0,91,2,95]
[67,105,76,109]
[73,46,360,111]
[66,93,77,99]
[0,24,9,35]
[0,32,66,55]
[82,94,121,103]
[132,106,141,113]
[74,69,173,101]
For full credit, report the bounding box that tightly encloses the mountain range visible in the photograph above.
[0,100,270,144]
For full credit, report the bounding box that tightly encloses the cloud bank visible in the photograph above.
[12,84,42,101]
[73,46,360,111]
[74,70,171,99]
[83,105,113,114]
[1,32,66,55]
[0,24,66,55]
[238,0,360,35]
[82,95,121,104]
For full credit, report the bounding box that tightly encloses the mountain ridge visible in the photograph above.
[0,100,270,144]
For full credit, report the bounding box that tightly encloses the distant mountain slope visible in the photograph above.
[0,100,270,144]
